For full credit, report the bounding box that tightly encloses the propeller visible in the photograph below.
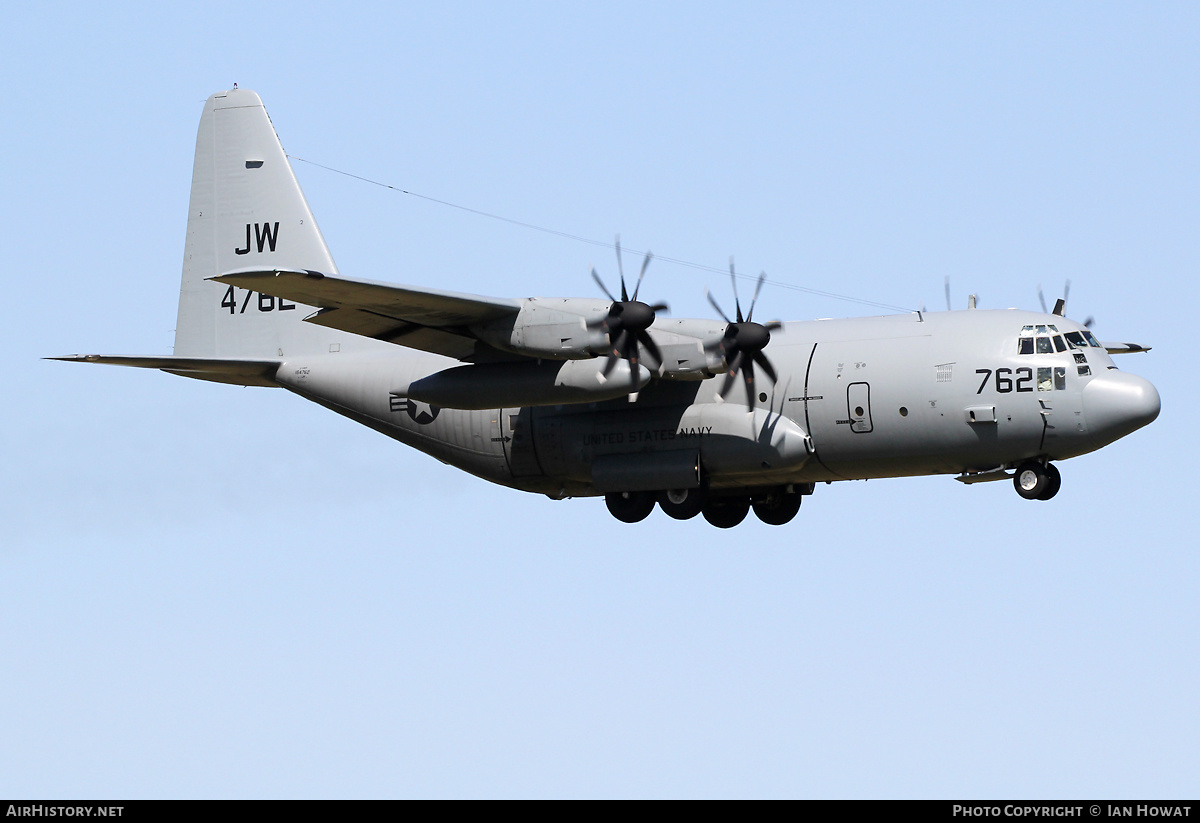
[588,237,669,391]
[705,261,782,403]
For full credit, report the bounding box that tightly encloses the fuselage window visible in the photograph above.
[1038,367,1053,391]
[1054,367,1067,390]
[1083,330,1102,348]
[1018,337,1034,354]
[1036,337,1054,354]
[1064,331,1086,348]
[1053,335,1066,352]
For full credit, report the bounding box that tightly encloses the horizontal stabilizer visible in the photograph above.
[48,355,281,387]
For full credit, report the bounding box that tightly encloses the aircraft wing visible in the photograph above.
[212,268,523,360]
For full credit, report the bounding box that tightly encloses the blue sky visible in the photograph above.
[2,1,1196,798]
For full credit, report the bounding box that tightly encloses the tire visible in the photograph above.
[1013,462,1050,500]
[702,497,750,529]
[1036,463,1061,500]
[605,491,656,523]
[752,489,802,525]
[658,487,706,520]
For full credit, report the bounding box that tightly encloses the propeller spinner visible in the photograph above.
[706,262,782,403]
[588,238,669,391]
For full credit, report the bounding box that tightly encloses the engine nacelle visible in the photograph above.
[402,358,651,410]
[472,298,611,360]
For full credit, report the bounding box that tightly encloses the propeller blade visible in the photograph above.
[944,276,951,312]
[592,267,616,303]
[707,289,732,324]
[729,259,743,323]
[1063,279,1071,313]
[632,251,653,301]
[615,237,628,302]
[1038,284,1048,314]
[638,330,662,369]
[764,320,783,332]
[601,352,620,378]
[746,271,766,322]
[1084,316,1095,329]
[753,349,778,384]
[719,368,739,400]
[648,302,669,314]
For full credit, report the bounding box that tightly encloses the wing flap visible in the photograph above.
[304,308,482,360]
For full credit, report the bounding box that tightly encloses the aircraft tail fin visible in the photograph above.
[174,88,348,360]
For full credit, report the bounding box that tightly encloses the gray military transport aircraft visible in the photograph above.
[53,88,1161,527]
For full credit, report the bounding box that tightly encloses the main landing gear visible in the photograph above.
[604,485,807,526]
[1013,461,1061,501]
[605,490,656,523]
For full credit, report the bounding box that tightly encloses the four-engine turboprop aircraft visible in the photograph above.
[52,89,1161,527]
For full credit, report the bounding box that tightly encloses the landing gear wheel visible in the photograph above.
[605,491,655,523]
[1013,462,1057,500]
[658,487,706,520]
[752,489,802,525]
[1036,463,1061,500]
[702,497,750,529]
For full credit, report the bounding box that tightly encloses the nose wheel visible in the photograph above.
[1013,462,1061,500]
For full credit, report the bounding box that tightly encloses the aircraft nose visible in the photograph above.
[1082,370,1160,446]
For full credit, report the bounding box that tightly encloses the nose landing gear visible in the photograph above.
[1013,461,1062,500]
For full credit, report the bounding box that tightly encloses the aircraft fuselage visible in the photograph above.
[273,307,1158,499]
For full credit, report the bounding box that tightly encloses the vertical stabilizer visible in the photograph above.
[174,88,345,359]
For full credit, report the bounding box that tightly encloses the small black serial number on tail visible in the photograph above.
[220,285,295,314]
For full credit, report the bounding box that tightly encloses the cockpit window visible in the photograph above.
[1021,326,1098,355]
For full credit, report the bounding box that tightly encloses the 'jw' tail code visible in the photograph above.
[234,221,281,255]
